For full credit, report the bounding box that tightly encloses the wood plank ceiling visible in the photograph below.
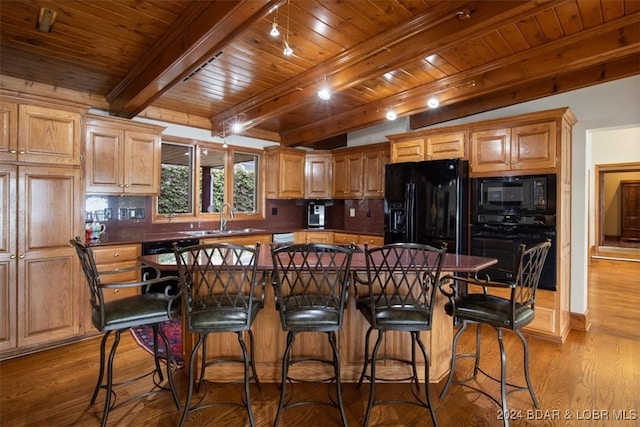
[1,0,639,149]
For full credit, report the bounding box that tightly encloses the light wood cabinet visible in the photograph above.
[363,147,389,198]
[85,116,163,195]
[333,232,383,246]
[265,146,305,199]
[332,143,388,199]
[91,244,141,304]
[305,152,332,199]
[470,122,556,174]
[389,131,465,163]
[332,151,363,198]
[1,164,84,355]
[620,180,640,241]
[0,100,81,165]
[299,231,333,244]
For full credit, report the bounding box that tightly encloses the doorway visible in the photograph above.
[594,162,640,260]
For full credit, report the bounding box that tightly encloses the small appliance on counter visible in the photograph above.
[307,202,326,228]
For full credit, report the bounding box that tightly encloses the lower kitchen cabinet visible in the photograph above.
[91,244,142,304]
[0,164,84,358]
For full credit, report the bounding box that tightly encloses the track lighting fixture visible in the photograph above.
[270,7,280,37]
[427,97,440,109]
[282,0,293,56]
[386,110,397,121]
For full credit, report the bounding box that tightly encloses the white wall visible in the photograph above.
[348,74,640,315]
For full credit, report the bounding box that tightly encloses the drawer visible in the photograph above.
[100,286,140,304]
[97,260,141,284]
[92,244,140,264]
[358,235,383,245]
[334,233,358,244]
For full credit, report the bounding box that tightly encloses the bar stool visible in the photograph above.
[354,242,446,427]
[270,243,354,427]
[70,237,181,427]
[173,242,264,427]
[439,240,551,427]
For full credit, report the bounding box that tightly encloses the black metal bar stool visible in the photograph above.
[173,242,264,427]
[70,237,181,427]
[270,243,354,427]
[354,242,446,427]
[439,239,552,427]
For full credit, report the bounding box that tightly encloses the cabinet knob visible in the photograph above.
[19,150,26,154]
[119,184,124,188]
[19,254,25,259]
[10,149,17,154]
[10,254,16,260]
[114,289,119,293]
[113,252,119,257]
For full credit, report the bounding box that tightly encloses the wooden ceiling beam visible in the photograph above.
[281,14,640,146]
[409,54,640,129]
[106,0,279,118]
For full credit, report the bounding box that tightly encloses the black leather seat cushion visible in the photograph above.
[189,297,262,332]
[445,294,535,329]
[94,293,179,331]
[357,296,431,331]
[281,295,341,330]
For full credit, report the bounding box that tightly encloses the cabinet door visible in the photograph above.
[0,165,17,351]
[621,181,640,240]
[85,124,124,193]
[426,132,465,160]
[363,149,388,198]
[333,152,363,198]
[124,131,160,194]
[510,122,556,171]
[470,128,511,173]
[17,104,81,165]
[305,153,332,199]
[17,166,83,347]
[0,100,18,162]
[266,149,305,199]
[391,138,424,163]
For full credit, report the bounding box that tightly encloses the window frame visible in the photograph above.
[153,136,264,224]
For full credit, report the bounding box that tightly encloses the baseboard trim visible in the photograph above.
[570,309,591,332]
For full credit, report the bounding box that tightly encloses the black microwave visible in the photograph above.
[472,174,556,215]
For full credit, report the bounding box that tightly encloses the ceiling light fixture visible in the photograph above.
[317,74,331,100]
[426,79,476,109]
[283,0,293,56]
[36,6,57,33]
[386,110,397,121]
[270,7,280,37]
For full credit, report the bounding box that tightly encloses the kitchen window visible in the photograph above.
[156,138,262,222]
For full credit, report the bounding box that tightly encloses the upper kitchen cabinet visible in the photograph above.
[265,146,305,199]
[469,109,576,177]
[305,151,332,199]
[362,144,390,198]
[332,150,363,198]
[85,115,164,195]
[0,97,82,165]
[389,131,465,163]
[470,122,556,174]
[332,143,388,199]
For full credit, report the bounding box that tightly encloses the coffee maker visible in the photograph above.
[307,202,326,228]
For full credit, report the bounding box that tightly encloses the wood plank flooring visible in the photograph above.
[1,259,638,427]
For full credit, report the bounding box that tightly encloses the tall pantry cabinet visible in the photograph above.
[0,94,85,358]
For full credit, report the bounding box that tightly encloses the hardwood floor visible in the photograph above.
[2,259,638,427]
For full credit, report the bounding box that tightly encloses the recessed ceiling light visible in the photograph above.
[318,88,330,100]
[427,97,440,109]
[386,110,397,121]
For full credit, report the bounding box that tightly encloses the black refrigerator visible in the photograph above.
[384,158,469,254]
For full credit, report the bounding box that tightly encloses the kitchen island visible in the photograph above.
[141,245,497,383]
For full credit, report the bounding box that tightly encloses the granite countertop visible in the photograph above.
[89,227,382,247]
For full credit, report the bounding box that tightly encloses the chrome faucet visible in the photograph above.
[220,202,234,231]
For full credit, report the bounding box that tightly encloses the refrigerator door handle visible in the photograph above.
[405,182,416,242]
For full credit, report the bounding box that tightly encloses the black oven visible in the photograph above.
[142,238,198,294]
[470,223,557,291]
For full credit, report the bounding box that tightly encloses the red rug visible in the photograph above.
[130,318,184,368]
